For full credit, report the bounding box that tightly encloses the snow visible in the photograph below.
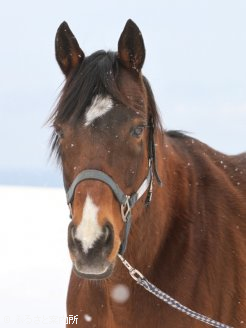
[110,284,130,304]
[83,314,92,322]
[0,186,71,327]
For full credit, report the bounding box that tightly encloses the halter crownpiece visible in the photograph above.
[65,119,162,254]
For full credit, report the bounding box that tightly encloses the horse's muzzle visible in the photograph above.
[68,222,115,280]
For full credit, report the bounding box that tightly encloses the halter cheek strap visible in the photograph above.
[66,160,154,255]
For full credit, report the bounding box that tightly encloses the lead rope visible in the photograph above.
[118,255,233,328]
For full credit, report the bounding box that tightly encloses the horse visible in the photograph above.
[50,19,246,327]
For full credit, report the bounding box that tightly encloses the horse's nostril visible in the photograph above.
[69,221,114,256]
[104,225,110,243]
[71,227,82,247]
[103,223,113,246]
[71,227,75,242]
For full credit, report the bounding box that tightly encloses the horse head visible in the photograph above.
[51,20,161,279]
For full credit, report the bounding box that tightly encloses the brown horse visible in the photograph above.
[50,19,246,327]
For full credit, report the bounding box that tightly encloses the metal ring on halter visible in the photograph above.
[121,196,131,222]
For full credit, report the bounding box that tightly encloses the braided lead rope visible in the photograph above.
[118,255,233,328]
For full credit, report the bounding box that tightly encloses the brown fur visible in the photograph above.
[66,133,246,327]
[52,20,246,327]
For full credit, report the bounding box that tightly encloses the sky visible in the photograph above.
[0,0,245,187]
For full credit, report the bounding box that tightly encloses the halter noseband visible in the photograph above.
[65,120,162,255]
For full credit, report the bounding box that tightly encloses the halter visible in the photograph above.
[65,119,162,254]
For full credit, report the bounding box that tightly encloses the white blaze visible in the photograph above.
[75,194,102,253]
[84,95,113,126]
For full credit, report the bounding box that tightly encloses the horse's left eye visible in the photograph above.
[56,129,64,139]
[131,126,144,138]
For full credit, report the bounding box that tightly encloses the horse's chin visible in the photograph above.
[72,262,114,280]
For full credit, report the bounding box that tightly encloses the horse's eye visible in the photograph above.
[131,126,145,138]
[56,129,64,139]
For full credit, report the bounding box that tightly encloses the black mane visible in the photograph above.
[50,51,119,125]
[167,130,189,138]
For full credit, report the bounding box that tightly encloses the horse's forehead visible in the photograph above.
[82,94,145,129]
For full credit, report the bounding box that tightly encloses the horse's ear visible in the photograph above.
[55,22,84,76]
[118,19,145,73]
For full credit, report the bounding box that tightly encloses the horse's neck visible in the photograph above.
[123,133,196,263]
[121,132,243,289]
[101,133,246,325]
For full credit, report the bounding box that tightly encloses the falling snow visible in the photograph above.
[110,284,130,303]
[84,314,92,322]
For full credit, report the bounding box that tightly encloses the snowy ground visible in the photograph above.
[0,186,71,327]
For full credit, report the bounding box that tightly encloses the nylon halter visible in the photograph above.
[65,119,162,254]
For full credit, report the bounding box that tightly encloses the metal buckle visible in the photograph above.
[130,269,144,282]
[121,196,131,222]
[117,254,143,282]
